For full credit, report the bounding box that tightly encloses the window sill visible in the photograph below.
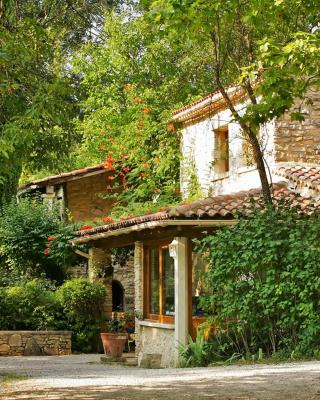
[212,172,230,182]
[237,165,257,174]
[138,320,175,330]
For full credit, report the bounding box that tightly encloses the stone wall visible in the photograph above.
[137,323,175,368]
[112,251,135,311]
[0,331,72,356]
[275,90,320,164]
[66,172,114,222]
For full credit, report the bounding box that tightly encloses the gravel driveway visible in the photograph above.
[1,355,320,399]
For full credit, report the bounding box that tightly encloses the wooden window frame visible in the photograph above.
[214,126,229,175]
[143,241,175,324]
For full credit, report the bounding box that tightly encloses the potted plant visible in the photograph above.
[100,319,128,358]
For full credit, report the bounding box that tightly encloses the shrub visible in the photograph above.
[57,278,106,352]
[197,202,320,360]
[3,279,60,330]
[0,278,106,353]
[0,199,80,284]
[57,278,106,320]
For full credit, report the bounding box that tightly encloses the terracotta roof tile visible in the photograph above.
[75,182,320,238]
[275,164,320,192]
[20,163,106,189]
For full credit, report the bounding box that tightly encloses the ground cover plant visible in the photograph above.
[179,201,320,367]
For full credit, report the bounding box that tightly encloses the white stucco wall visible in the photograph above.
[180,103,281,198]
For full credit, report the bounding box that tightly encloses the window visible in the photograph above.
[144,244,175,323]
[214,126,229,175]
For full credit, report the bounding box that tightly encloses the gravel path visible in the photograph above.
[1,355,320,399]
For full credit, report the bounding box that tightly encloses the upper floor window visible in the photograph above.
[214,126,229,175]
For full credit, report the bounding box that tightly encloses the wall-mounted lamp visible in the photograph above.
[169,239,178,259]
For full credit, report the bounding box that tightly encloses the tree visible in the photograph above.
[73,10,214,217]
[0,0,123,204]
[146,0,320,204]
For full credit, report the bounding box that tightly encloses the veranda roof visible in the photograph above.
[72,182,320,245]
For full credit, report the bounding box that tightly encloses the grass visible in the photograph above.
[0,372,28,384]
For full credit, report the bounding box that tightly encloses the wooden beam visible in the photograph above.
[74,249,90,259]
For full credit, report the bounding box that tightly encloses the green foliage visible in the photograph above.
[148,0,320,125]
[178,333,211,367]
[0,279,59,330]
[57,278,106,320]
[73,10,213,214]
[56,278,106,352]
[0,278,106,353]
[0,199,79,283]
[196,202,320,359]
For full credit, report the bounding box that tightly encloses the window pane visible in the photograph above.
[163,248,175,316]
[149,248,160,314]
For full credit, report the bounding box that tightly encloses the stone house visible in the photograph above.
[71,85,320,368]
[18,164,135,314]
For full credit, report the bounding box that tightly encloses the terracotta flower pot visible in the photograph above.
[100,332,128,358]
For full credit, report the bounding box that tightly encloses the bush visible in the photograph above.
[0,278,106,353]
[0,199,80,284]
[57,278,106,352]
[197,202,320,360]
[2,279,60,330]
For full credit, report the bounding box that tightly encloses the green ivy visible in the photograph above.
[196,201,320,359]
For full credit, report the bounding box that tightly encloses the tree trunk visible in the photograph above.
[246,127,272,205]
[215,83,273,205]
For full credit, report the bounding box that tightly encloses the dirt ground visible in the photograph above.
[0,355,320,400]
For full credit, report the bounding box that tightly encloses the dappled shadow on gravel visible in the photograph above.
[1,373,320,400]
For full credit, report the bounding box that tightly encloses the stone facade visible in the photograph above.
[88,247,113,319]
[112,252,135,311]
[275,90,320,164]
[180,101,277,199]
[179,91,320,199]
[0,331,72,356]
[66,172,114,222]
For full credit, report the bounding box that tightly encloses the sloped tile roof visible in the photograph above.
[75,182,320,237]
[275,164,320,193]
[20,163,106,189]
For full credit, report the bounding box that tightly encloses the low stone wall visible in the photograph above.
[0,331,72,356]
[137,322,176,368]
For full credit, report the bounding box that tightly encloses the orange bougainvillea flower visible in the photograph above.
[133,97,143,103]
[101,216,114,224]
[140,172,147,178]
[143,107,152,114]
[47,235,55,242]
[167,123,176,132]
[43,248,50,255]
[80,225,93,231]
[152,188,159,193]
[107,137,115,143]
[123,83,133,91]
[142,162,148,169]
[99,144,106,151]
[123,185,129,190]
